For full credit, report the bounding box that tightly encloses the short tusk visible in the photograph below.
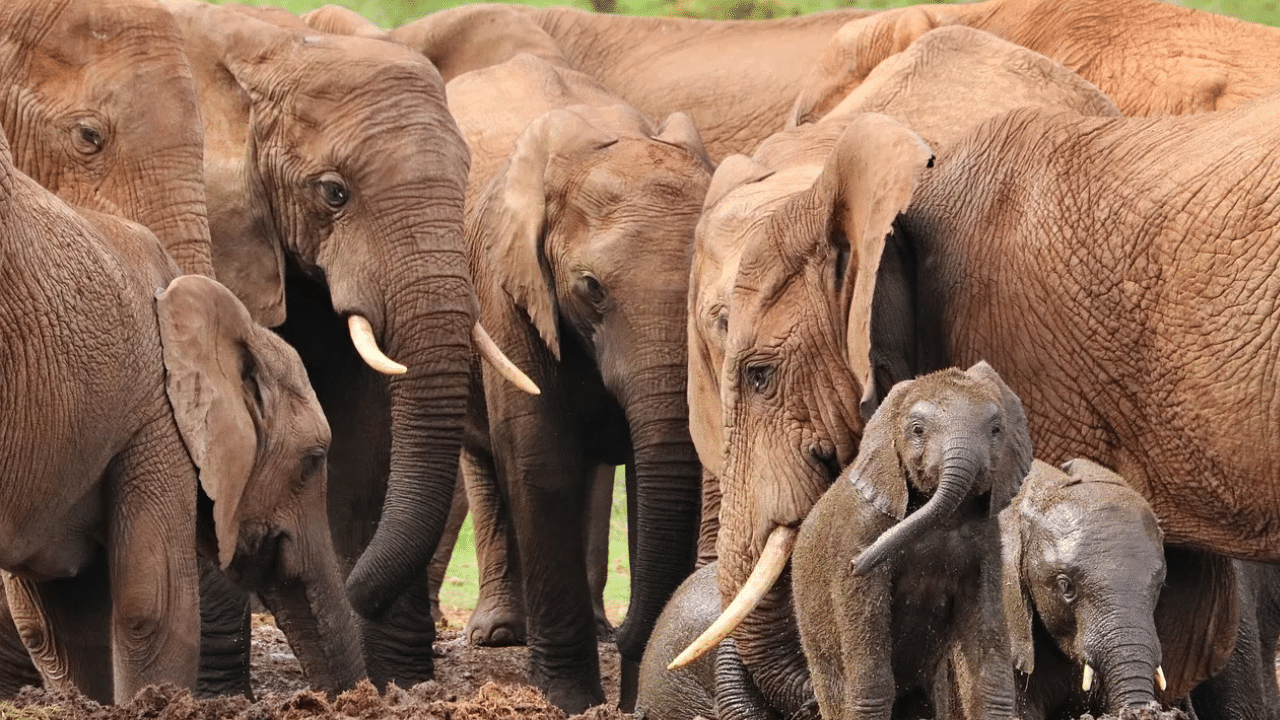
[1155,665,1167,692]
[472,323,540,395]
[667,525,796,670]
[348,315,407,375]
[1082,663,1094,692]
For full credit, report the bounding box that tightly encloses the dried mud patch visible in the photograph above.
[5,619,627,720]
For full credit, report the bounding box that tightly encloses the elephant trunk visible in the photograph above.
[853,443,982,575]
[258,522,367,694]
[125,148,215,278]
[342,244,475,620]
[1088,616,1162,711]
[733,573,816,720]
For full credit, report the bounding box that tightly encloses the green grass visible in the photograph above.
[437,467,631,626]
[206,0,1280,26]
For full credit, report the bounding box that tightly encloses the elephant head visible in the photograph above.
[300,5,390,39]
[167,2,533,618]
[848,360,1033,575]
[157,275,365,694]
[0,0,212,276]
[1003,458,1240,713]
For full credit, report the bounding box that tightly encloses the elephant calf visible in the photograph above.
[1003,458,1280,719]
[791,362,1032,720]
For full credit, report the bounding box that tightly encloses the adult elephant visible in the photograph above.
[0,119,364,702]
[687,23,1280,718]
[445,54,711,712]
[0,0,212,276]
[390,4,876,160]
[789,0,1280,126]
[678,28,1122,719]
[166,2,532,688]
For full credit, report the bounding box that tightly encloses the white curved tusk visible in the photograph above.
[348,315,407,375]
[668,525,797,670]
[1155,665,1167,692]
[472,323,540,395]
[1082,663,1095,692]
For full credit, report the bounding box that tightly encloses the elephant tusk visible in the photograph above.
[1082,663,1094,692]
[1156,665,1167,692]
[473,323,540,395]
[667,525,797,670]
[348,315,407,375]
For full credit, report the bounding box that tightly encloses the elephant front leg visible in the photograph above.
[107,417,200,702]
[196,556,252,699]
[586,464,615,641]
[0,582,42,697]
[506,451,603,713]
[462,444,526,647]
[948,557,1016,719]
[427,476,469,625]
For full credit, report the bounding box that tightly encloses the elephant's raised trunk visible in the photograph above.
[853,444,981,575]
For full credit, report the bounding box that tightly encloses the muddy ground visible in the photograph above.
[0,616,1204,720]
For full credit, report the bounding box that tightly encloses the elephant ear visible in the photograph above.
[478,108,618,359]
[652,112,713,171]
[999,501,1035,674]
[703,154,774,212]
[805,113,933,419]
[790,7,939,126]
[165,0,289,327]
[849,377,913,520]
[1155,547,1240,704]
[157,275,268,569]
[964,361,1032,514]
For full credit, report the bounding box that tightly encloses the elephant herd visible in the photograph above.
[3,0,1280,718]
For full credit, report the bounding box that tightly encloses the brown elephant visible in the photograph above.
[789,0,1280,127]
[165,2,533,689]
[0,115,364,703]
[685,22,1280,720]
[1002,459,1242,717]
[792,362,1031,720]
[445,54,712,712]
[389,3,877,160]
[0,0,212,275]
[676,28,1122,719]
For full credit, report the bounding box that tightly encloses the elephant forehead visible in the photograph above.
[1035,501,1163,567]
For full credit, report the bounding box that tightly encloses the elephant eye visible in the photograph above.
[301,447,327,476]
[73,124,104,155]
[1056,574,1077,603]
[580,273,607,305]
[911,421,925,437]
[991,423,1002,437]
[743,363,775,394]
[318,178,350,209]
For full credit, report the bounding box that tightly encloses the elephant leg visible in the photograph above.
[463,443,525,647]
[428,475,469,625]
[586,464,615,640]
[361,568,437,689]
[947,558,1016,720]
[506,443,603,713]
[4,560,114,702]
[107,418,200,702]
[196,555,252,699]
[696,467,720,569]
[0,584,41,697]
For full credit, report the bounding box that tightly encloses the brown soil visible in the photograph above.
[4,616,628,720]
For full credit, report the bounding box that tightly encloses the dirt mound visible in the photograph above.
[6,680,631,720]
[1081,704,1189,720]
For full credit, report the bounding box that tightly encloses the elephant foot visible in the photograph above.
[466,595,525,647]
[528,654,606,715]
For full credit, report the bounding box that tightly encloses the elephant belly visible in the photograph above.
[888,517,993,687]
[0,479,104,581]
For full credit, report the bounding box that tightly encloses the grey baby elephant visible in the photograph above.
[792,361,1033,720]
[1002,458,1276,719]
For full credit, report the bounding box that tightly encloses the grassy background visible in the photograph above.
[211,0,1280,28]
[208,0,1277,621]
